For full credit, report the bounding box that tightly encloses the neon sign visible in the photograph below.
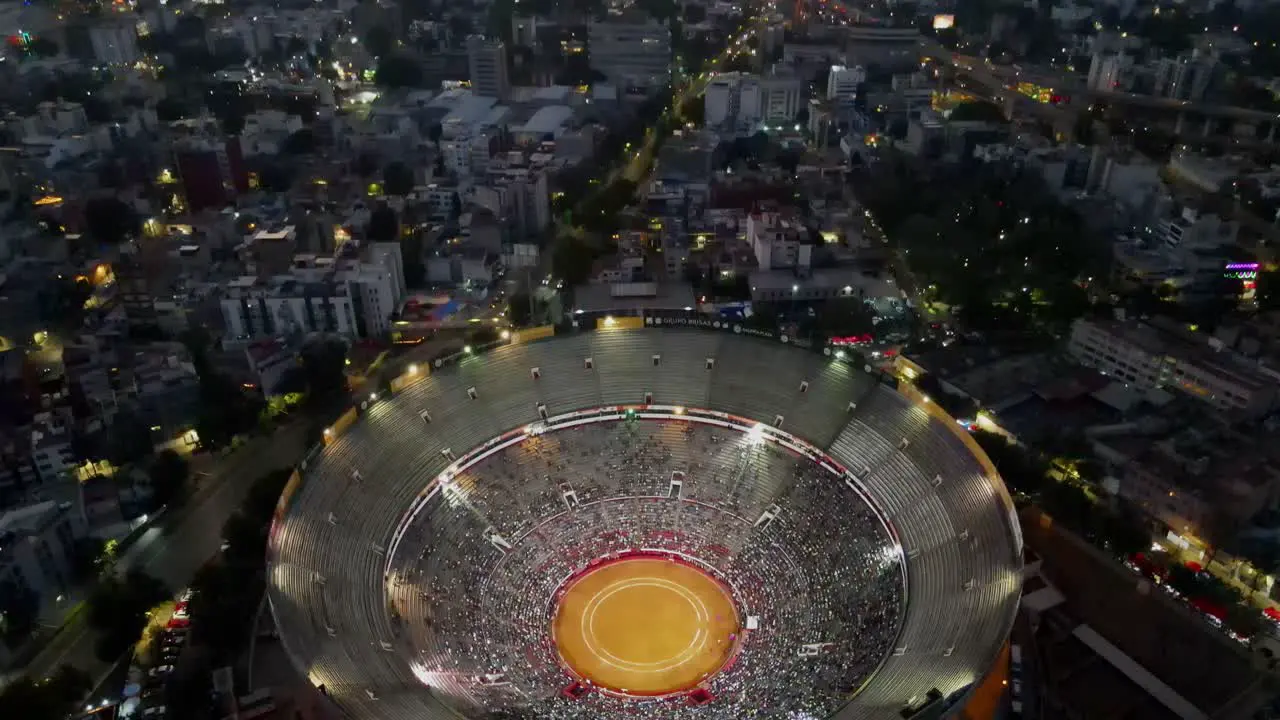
[1225,262,1259,280]
[829,334,874,346]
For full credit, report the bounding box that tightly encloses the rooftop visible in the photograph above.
[0,500,61,536]
[519,105,574,136]
[1082,317,1273,392]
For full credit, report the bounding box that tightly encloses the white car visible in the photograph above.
[143,706,167,717]
[148,665,174,678]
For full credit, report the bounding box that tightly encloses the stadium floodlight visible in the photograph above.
[747,424,767,444]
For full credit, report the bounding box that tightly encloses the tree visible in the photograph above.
[680,96,705,126]
[551,235,597,287]
[108,408,155,465]
[220,109,246,136]
[367,204,399,243]
[1098,500,1149,558]
[282,128,316,155]
[364,25,395,58]
[298,336,349,400]
[257,161,295,193]
[148,449,190,509]
[375,53,424,88]
[949,101,1007,123]
[1225,603,1265,640]
[155,96,189,122]
[194,372,263,450]
[85,196,140,245]
[1074,111,1096,145]
[37,273,93,328]
[777,148,801,176]
[383,161,414,196]
[355,151,382,178]
[401,232,425,289]
[508,292,534,327]
[448,15,472,38]
[0,666,90,720]
[972,429,1048,498]
[82,95,112,123]
[87,570,170,661]
[69,536,106,582]
[188,470,291,662]
[0,583,39,648]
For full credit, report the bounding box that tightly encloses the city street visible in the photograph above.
[609,18,770,190]
[20,423,310,683]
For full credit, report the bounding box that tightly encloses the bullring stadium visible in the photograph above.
[266,323,1024,719]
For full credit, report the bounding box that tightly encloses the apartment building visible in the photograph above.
[1068,316,1278,415]
[747,211,810,271]
[704,73,763,130]
[760,70,804,124]
[473,160,551,239]
[1094,418,1280,543]
[0,500,85,662]
[29,416,75,485]
[220,244,406,343]
[432,91,509,178]
[466,35,511,101]
[827,64,867,101]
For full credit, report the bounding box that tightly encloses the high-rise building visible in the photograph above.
[826,65,866,101]
[703,70,802,130]
[474,162,551,239]
[588,15,671,90]
[1155,55,1216,102]
[1086,52,1128,91]
[467,35,511,102]
[511,16,538,48]
[174,137,248,212]
[704,73,762,130]
[761,69,803,124]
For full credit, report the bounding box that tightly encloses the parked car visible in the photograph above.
[148,665,174,678]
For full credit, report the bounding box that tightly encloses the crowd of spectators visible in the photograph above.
[382,420,905,718]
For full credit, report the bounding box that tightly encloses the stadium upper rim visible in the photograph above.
[267,326,1023,720]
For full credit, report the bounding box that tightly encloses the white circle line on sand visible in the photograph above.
[583,578,709,671]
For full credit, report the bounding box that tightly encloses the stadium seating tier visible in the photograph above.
[268,329,1022,720]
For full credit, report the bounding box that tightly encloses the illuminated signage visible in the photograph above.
[1225,262,1259,280]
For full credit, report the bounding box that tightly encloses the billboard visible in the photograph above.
[933,14,955,30]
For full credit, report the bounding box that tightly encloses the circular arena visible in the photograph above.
[267,327,1023,719]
